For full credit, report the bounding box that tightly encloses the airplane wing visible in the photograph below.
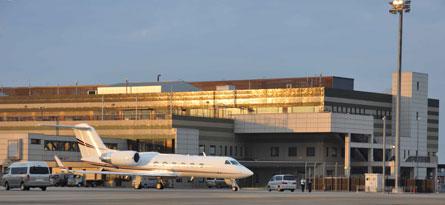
[53,155,177,177]
[65,169,178,177]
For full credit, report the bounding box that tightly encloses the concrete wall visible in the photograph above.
[234,113,373,135]
[392,72,431,178]
[0,133,126,168]
[175,128,199,155]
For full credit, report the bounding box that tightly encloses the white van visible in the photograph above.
[266,174,297,192]
[1,161,52,191]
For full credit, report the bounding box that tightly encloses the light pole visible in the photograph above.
[382,116,387,193]
[389,0,411,193]
[416,113,420,181]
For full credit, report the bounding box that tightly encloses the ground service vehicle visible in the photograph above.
[2,161,52,191]
[266,174,297,192]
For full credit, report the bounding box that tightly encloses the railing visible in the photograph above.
[0,113,171,122]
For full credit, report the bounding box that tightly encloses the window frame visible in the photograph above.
[288,147,297,157]
[270,147,280,157]
[306,147,316,157]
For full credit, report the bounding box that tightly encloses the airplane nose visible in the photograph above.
[243,167,254,177]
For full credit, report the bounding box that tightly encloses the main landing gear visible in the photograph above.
[132,176,164,190]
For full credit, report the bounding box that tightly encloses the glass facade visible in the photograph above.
[0,87,325,121]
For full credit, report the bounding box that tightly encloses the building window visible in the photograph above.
[105,143,118,150]
[288,147,297,157]
[199,145,205,155]
[44,140,79,152]
[224,146,227,156]
[306,147,315,157]
[332,147,338,157]
[229,146,233,156]
[326,147,329,157]
[87,90,96,95]
[30,139,41,145]
[209,145,216,156]
[271,147,279,157]
[219,145,223,156]
[417,81,420,91]
[240,146,243,157]
[235,146,238,156]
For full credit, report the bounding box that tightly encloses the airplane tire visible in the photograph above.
[4,182,10,191]
[232,186,239,191]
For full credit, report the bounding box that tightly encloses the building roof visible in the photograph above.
[190,76,354,91]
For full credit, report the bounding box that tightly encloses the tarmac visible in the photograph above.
[0,187,444,205]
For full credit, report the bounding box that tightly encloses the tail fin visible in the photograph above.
[43,123,110,163]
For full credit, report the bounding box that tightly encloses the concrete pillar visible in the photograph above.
[434,167,438,193]
[368,134,374,173]
[344,133,351,177]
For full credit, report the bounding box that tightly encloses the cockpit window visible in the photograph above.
[230,160,240,165]
[225,160,231,165]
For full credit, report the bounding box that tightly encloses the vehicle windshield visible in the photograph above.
[29,166,49,174]
[283,175,296,180]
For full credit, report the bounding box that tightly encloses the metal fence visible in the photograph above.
[311,176,435,193]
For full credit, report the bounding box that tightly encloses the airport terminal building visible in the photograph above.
[0,72,440,190]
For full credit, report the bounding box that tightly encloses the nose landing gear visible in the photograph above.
[230,179,239,192]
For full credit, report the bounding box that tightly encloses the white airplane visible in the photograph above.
[49,123,253,191]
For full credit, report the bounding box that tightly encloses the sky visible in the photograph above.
[0,0,444,162]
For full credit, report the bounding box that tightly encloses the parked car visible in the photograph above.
[206,178,229,189]
[1,161,52,191]
[66,175,83,187]
[132,177,158,189]
[266,174,297,192]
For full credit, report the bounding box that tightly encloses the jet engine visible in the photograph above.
[100,151,140,166]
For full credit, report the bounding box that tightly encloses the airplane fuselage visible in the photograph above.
[89,152,253,179]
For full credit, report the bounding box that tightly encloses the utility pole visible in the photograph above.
[125,79,129,94]
[101,95,104,120]
[135,96,138,120]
